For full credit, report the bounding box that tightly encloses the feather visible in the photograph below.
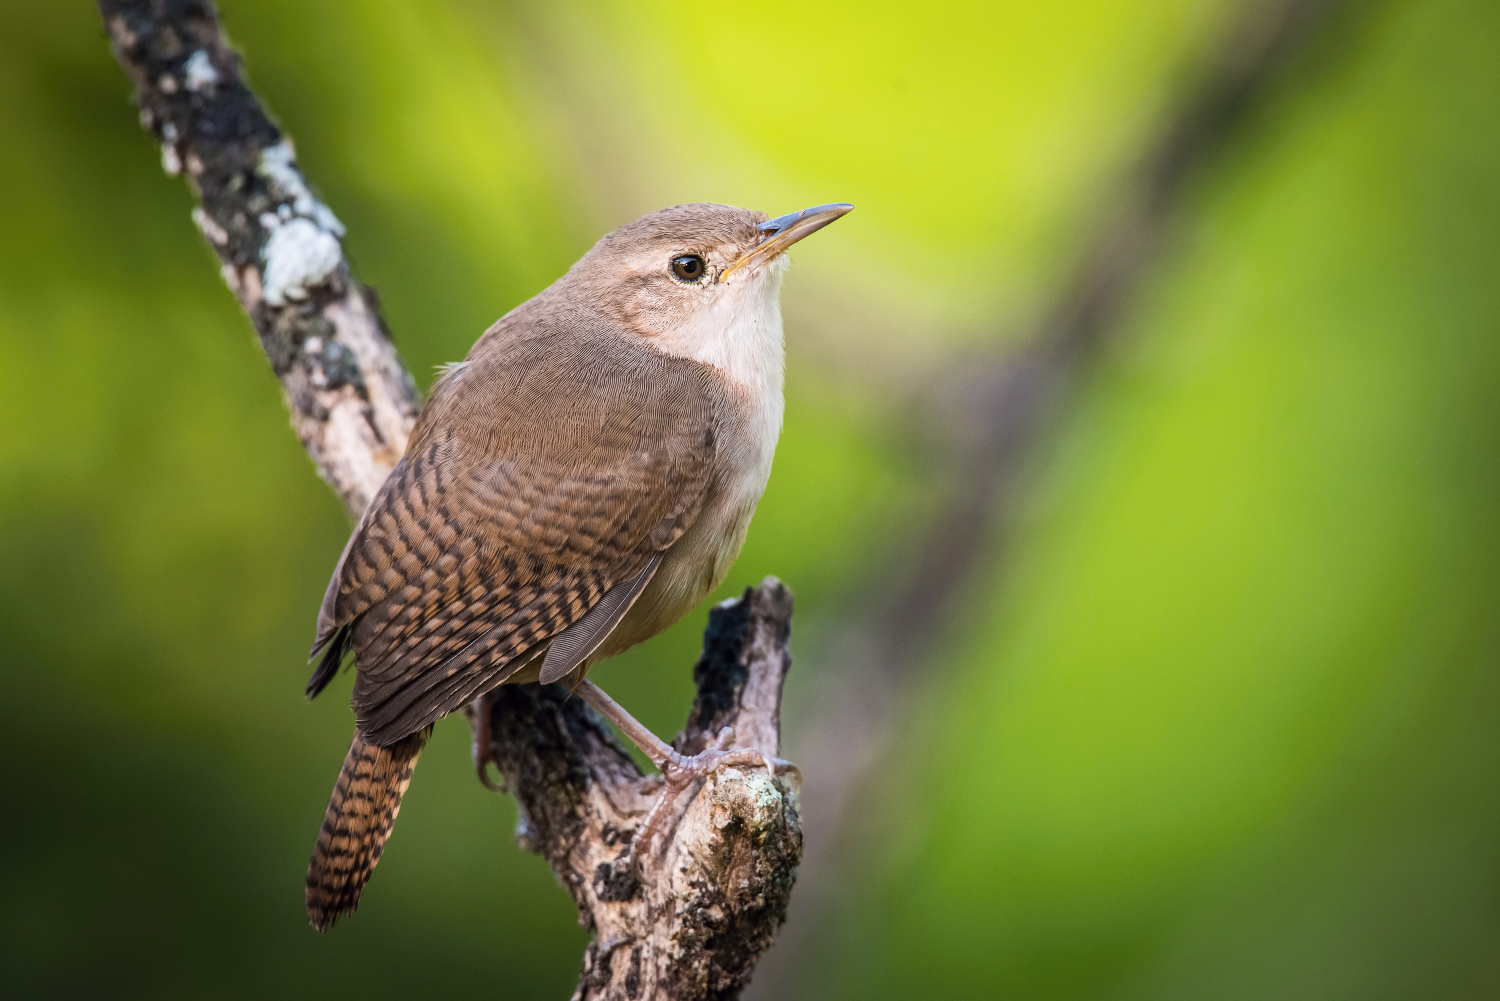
[305,729,427,932]
[312,316,721,742]
[305,623,351,699]
[540,553,662,684]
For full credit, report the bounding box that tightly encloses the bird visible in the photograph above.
[303,200,852,932]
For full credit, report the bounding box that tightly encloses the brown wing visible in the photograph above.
[311,322,720,745]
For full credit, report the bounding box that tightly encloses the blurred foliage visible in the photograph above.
[0,0,1494,999]
[810,0,1500,997]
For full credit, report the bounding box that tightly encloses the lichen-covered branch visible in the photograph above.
[96,2,802,996]
[98,0,418,515]
[483,581,801,1000]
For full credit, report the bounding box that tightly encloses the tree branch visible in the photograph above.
[96,2,801,996]
[98,0,417,515]
[484,582,800,1000]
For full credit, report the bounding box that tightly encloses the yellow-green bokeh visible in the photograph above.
[1,0,1495,998]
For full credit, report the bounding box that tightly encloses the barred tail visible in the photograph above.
[306,728,428,932]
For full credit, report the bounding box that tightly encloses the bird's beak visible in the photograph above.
[720,202,854,282]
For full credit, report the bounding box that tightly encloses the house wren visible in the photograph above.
[304,201,852,931]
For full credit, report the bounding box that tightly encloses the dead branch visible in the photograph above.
[485,582,800,1000]
[96,2,801,996]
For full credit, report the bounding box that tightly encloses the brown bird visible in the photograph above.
[303,201,852,931]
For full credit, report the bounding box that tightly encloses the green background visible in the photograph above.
[2,1,1496,998]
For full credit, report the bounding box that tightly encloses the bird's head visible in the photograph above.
[562,201,852,376]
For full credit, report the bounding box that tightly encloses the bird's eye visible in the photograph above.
[670,254,706,283]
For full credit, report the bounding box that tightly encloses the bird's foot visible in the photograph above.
[569,680,795,855]
[664,726,796,785]
[462,695,507,793]
[631,727,794,855]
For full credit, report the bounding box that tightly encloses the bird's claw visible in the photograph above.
[476,756,507,793]
[464,695,507,793]
[630,732,792,855]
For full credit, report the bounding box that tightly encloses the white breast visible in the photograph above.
[658,261,787,607]
[597,264,788,657]
[691,267,786,509]
[651,258,787,515]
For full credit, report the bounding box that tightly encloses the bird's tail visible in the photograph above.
[306,728,428,932]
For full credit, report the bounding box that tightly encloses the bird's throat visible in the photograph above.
[683,266,786,410]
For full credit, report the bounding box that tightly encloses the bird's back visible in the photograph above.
[314,300,730,744]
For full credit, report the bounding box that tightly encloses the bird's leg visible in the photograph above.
[575,679,788,776]
[462,693,507,793]
[574,679,792,852]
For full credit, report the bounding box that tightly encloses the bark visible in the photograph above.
[97,0,418,515]
[96,2,801,996]
[484,582,800,1001]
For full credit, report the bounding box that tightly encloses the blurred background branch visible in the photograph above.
[754,0,1372,989]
